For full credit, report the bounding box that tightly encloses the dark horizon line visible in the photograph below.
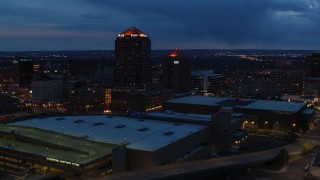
[0,48,319,53]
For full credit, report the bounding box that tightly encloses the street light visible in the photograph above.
[91,132,94,140]
[81,154,85,175]
[46,147,49,158]
[284,150,287,166]
[55,135,58,144]
[34,120,38,128]
[1,124,4,146]
[81,154,84,164]
[86,143,90,154]
[62,126,65,134]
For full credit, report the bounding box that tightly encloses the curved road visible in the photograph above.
[238,155,315,180]
[98,148,282,180]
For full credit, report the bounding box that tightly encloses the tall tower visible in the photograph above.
[113,26,152,88]
[269,69,303,97]
[162,48,190,93]
[13,59,34,86]
[304,53,320,96]
[305,53,320,78]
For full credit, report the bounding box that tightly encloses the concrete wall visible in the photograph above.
[163,102,220,114]
[211,113,232,150]
[112,147,127,173]
[126,149,154,170]
[126,126,211,170]
[153,126,211,165]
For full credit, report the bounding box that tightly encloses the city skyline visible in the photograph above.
[1,6,320,177]
[1,0,320,51]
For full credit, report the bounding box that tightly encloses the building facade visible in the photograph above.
[304,53,320,97]
[190,70,224,96]
[112,26,153,112]
[305,53,320,78]
[304,77,320,96]
[162,48,190,93]
[13,59,34,86]
[32,78,63,103]
[68,81,105,113]
[127,89,173,112]
[3,115,211,177]
[113,26,152,88]
[110,27,165,113]
[163,96,313,131]
[268,69,303,97]
[233,80,269,99]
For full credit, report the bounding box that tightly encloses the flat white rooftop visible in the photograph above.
[147,111,244,124]
[10,115,208,152]
[147,111,212,122]
[165,96,232,106]
[237,100,305,112]
[166,96,306,113]
[301,109,315,115]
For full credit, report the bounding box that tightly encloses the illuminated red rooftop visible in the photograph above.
[118,26,148,38]
[168,48,181,57]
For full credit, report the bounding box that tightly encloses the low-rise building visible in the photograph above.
[163,96,314,131]
[2,115,210,178]
[233,80,269,99]
[190,70,224,96]
[304,77,320,96]
[68,81,105,113]
[32,77,63,104]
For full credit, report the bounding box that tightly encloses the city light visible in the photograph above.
[0,14,319,179]
[104,109,111,113]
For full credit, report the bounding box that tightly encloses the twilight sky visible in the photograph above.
[1,0,320,51]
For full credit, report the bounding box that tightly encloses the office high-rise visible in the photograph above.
[32,77,63,103]
[162,48,190,93]
[305,53,320,78]
[113,26,152,88]
[191,70,224,96]
[13,59,34,86]
[112,26,155,112]
[269,69,303,97]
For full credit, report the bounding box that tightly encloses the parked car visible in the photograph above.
[4,144,15,149]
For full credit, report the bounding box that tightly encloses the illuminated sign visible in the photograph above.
[174,61,180,64]
[47,157,80,167]
[20,59,32,62]
[13,59,32,64]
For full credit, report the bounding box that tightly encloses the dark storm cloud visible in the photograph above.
[0,0,320,50]
[82,0,320,49]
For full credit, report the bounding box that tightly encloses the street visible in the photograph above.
[235,110,320,180]
[235,155,316,180]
